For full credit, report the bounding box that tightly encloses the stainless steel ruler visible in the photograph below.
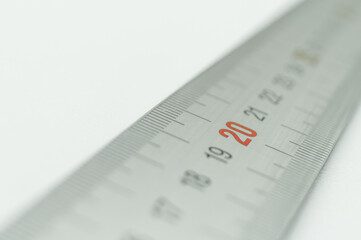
[2,0,361,239]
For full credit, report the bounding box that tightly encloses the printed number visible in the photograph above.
[181,170,211,190]
[244,106,268,121]
[205,146,232,164]
[285,62,305,76]
[151,197,182,223]
[219,122,257,147]
[293,48,319,66]
[273,75,295,90]
[259,89,283,105]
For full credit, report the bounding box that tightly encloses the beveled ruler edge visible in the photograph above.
[279,73,361,240]
[244,61,361,240]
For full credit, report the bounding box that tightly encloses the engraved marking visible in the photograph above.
[289,140,303,147]
[184,110,211,122]
[148,141,160,148]
[205,92,230,104]
[247,167,278,182]
[153,111,185,126]
[160,130,190,144]
[226,194,257,211]
[281,124,309,136]
[103,180,135,197]
[294,106,320,117]
[274,163,287,169]
[195,100,206,106]
[265,145,294,158]
[135,153,164,169]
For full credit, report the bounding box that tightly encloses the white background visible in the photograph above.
[1,0,361,239]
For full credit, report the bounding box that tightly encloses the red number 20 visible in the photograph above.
[219,122,257,146]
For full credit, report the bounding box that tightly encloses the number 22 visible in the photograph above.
[219,122,257,146]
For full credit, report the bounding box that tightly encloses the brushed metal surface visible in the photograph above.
[1,0,361,239]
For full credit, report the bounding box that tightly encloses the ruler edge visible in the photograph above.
[243,63,361,239]
[1,0,343,239]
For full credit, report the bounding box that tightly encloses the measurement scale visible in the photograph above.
[2,0,361,239]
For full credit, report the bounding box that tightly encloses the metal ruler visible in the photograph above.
[2,0,361,239]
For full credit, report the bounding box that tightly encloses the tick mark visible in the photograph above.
[153,111,185,126]
[294,107,320,117]
[195,100,206,107]
[160,130,190,144]
[247,167,278,182]
[160,103,183,114]
[103,179,135,197]
[274,163,287,169]
[281,124,308,136]
[265,145,293,158]
[145,115,169,127]
[169,119,185,126]
[289,140,303,147]
[184,110,211,122]
[135,153,164,169]
[205,93,230,104]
